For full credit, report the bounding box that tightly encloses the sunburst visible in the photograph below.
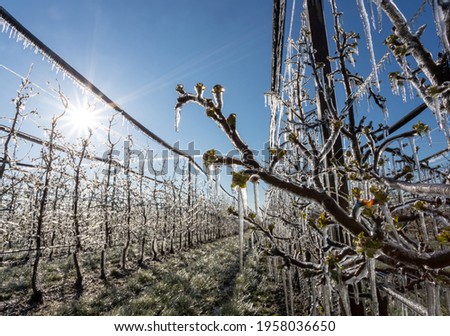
[61,98,102,139]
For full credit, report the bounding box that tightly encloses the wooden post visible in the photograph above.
[271,0,286,93]
[306,0,367,316]
[305,0,349,210]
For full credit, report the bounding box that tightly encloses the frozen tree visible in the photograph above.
[30,84,67,303]
[0,66,37,180]
[175,0,450,315]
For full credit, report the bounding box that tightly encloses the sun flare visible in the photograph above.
[70,106,95,128]
[63,103,101,137]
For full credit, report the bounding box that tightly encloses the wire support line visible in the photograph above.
[0,6,235,199]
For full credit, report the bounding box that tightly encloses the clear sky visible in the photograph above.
[0,0,447,200]
[0,0,273,154]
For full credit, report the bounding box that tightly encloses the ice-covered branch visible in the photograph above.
[257,171,368,237]
[379,0,442,85]
[269,245,322,271]
[175,84,370,238]
[381,241,450,269]
[380,178,450,197]
[175,83,260,169]
[372,130,417,172]
[318,120,343,163]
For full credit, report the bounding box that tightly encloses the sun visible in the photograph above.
[69,106,96,129]
[62,102,101,138]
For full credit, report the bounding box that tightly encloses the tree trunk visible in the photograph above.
[138,236,146,266]
[73,251,83,289]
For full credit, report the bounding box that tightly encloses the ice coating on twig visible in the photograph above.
[356,0,380,91]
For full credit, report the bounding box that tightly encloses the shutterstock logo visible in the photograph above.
[101,141,273,176]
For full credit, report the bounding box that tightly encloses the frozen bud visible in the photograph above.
[231,171,250,189]
[194,82,206,99]
[212,84,225,94]
[203,149,218,166]
[212,84,224,109]
[175,84,185,95]
[226,113,236,131]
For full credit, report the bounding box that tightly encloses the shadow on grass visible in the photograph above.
[1,235,251,315]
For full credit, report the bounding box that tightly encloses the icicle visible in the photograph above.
[288,0,296,40]
[282,268,291,315]
[426,129,433,147]
[207,164,214,189]
[408,80,415,100]
[432,217,439,237]
[317,67,326,91]
[369,0,377,30]
[267,257,273,279]
[409,137,421,181]
[398,139,405,157]
[380,104,389,124]
[311,282,318,315]
[432,0,450,56]
[381,204,401,243]
[401,302,408,316]
[381,154,387,176]
[275,97,284,147]
[414,284,420,305]
[348,52,356,68]
[353,282,360,305]
[237,186,245,270]
[274,258,280,282]
[433,97,443,128]
[215,168,220,196]
[270,102,277,148]
[174,107,181,132]
[240,186,248,216]
[440,114,450,148]
[419,212,429,242]
[253,179,260,217]
[4,21,10,34]
[376,0,382,32]
[1,19,7,33]
[323,276,332,316]
[446,290,450,315]
[436,285,442,316]
[356,0,380,91]
[400,82,407,103]
[338,276,352,316]
[368,258,380,315]
[288,268,295,315]
[426,282,436,316]
[333,169,339,203]
[267,93,279,149]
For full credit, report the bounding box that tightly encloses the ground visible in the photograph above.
[0,235,285,315]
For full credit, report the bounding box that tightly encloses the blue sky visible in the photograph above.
[1,0,273,155]
[0,0,448,201]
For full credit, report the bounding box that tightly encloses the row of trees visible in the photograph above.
[0,76,236,303]
[175,0,450,315]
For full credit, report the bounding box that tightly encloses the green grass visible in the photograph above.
[220,253,286,315]
[1,235,286,315]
